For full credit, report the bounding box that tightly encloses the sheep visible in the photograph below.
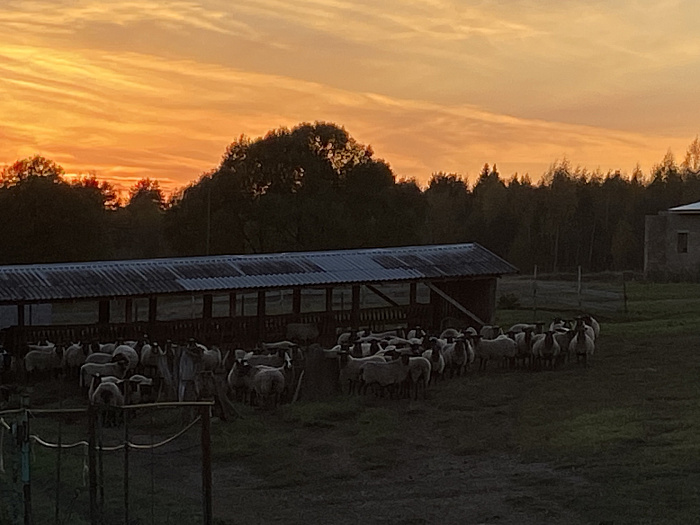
[479,325,504,339]
[26,340,55,352]
[422,345,445,383]
[358,353,411,397]
[201,345,222,372]
[513,329,534,368]
[85,353,114,365]
[25,346,63,377]
[89,376,124,427]
[508,323,536,334]
[439,328,460,340]
[532,331,561,369]
[569,323,595,367]
[62,342,89,377]
[80,358,128,388]
[338,352,386,395]
[112,345,139,370]
[471,335,516,371]
[582,314,600,339]
[408,356,431,400]
[235,364,285,409]
[406,326,427,340]
[123,374,155,403]
[245,348,287,368]
[443,338,471,377]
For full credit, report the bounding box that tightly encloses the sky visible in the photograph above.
[2,0,700,195]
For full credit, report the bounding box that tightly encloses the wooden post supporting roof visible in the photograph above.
[351,285,360,329]
[148,296,158,323]
[257,291,266,342]
[17,303,24,327]
[124,299,133,323]
[98,300,110,324]
[203,294,213,319]
[292,288,301,320]
[325,287,333,311]
[228,292,237,317]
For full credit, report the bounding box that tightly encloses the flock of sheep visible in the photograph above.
[13,313,599,411]
[326,314,600,400]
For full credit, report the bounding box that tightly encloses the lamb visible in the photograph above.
[358,353,411,397]
[532,331,561,369]
[569,323,595,366]
[80,358,128,388]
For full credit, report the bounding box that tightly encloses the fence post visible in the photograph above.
[88,404,98,525]
[201,405,212,525]
[532,265,538,322]
[577,265,582,311]
[123,404,130,525]
[20,396,32,525]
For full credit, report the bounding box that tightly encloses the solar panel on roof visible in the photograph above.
[175,262,242,279]
[237,260,321,276]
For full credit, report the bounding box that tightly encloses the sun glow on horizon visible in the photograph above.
[2,1,699,194]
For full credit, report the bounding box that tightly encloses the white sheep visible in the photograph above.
[62,342,89,375]
[358,353,411,397]
[513,330,534,367]
[479,325,504,339]
[408,356,431,400]
[422,346,445,383]
[246,365,285,409]
[582,314,600,339]
[24,347,62,376]
[85,353,114,365]
[80,359,128,388]
[508,323,536,334]
[112,345,139,370]
[338,352,386,394]
[532,331,561,369]
[569,324,595,366]
[442,338,471,376]
[472,335,516,371]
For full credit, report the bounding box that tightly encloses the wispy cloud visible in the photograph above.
[1,1,699,194]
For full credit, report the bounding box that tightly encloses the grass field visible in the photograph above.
[4,276,700,524]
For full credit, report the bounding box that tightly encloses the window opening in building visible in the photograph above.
[677,232,689,254]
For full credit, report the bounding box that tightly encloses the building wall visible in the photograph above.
[645,212,700,278]
[430,277,497,328]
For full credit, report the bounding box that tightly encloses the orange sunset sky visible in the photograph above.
[2,1,699,195]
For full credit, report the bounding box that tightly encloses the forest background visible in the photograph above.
[3,121,700,275]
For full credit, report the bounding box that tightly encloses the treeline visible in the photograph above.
[2,122,700,272]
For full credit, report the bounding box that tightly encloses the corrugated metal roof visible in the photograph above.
[0,243,518,304]
[669,201,700,213]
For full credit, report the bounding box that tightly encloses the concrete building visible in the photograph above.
[645,201,700,279]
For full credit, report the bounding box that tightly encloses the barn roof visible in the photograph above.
[0,243,517,304]
[669,201,700,213]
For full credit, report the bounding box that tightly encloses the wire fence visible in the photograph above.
[0,402,213,525]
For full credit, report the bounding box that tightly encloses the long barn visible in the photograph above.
[0,243,517,351]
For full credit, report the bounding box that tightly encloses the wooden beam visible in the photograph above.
[425,282,486,326]
[17,303,25,327]
[203,294,213,319]
[257,291,266,341]
[228,292,237,318]
[365,284,399,307]
[148,296,158,323]
[409,282,417,305]
[351,285,360,329]
[98,300,110,324]
[325,287,333,312]
[124,299,133,323]
[292,288,302,315]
